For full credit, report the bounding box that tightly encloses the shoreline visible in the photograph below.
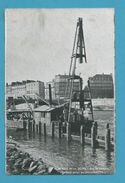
[6,140,61,175]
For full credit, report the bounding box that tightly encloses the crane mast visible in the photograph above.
[69,17,87,76]
[67,17,87,123]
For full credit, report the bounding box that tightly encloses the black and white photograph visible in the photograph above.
[5,8,115,175]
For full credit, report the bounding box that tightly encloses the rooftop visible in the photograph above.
[89,74,113,81]
[6,80,43,86]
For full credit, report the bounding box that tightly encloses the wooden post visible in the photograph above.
[28,119,30,132]
[91,122,97,148]
[80,125,85,145]
[59,122,62,139]
[36,124,38,134]
[52,122,54,138]
[28,120,32,133]
[39,121,42,136]
[23,120,27,130]
[30,120,32,132]
[28,119,32,138]
[44,123,46,137]
[67,123,71,142]
[33,120,35,134]
[105,123,111,151]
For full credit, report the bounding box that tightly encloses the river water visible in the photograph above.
[7,110,115,175]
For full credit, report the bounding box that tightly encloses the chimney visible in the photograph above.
[49,84,52,106]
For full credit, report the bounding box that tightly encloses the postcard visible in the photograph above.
[5,8,115,175]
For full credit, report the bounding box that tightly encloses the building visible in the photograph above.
[53,74,82,99]
[87,74,114,98]
[6,80,45,99]
[26,81,45,99]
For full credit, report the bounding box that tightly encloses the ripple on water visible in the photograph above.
[7,128,114,174]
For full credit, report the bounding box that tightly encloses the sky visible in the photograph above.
[5,8,115,86]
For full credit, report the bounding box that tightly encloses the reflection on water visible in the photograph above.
[7,129,114,174]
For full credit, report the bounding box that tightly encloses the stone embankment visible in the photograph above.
[6,142,61,175]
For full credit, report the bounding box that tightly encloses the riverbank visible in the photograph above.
[6,128,115,175]
[6,140,61,175]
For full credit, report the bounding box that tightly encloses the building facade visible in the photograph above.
[6,80,45,99]
[53,74,82,99]
[88,74,114,98]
